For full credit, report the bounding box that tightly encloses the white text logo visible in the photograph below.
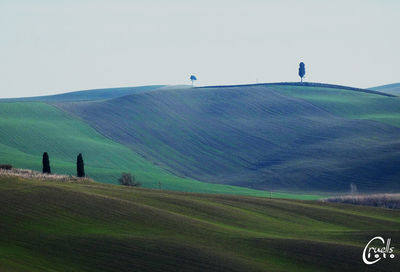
[362,236,395,265]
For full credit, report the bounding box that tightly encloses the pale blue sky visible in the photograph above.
[0,0,399,98]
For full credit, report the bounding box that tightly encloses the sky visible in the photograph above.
[0,0,399,98]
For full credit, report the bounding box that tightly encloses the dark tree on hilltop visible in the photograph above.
[42,152,51,174]
[298,62,305,82]
[76,153,85,177]
[190,75,197,87]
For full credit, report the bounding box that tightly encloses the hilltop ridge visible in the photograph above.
[199,81,396,97]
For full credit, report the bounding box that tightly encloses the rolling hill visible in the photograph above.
[1,85,165,102]
[0,175,399,271]
[0,101,314,198]
[1,82,400,194]
[370,83,400,96]
[56,83,400,193]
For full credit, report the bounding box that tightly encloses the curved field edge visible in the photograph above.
[0,176,399,272]
[0,102,318,199]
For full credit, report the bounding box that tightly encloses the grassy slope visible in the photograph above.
[0,176,399,272]
[0,101,317,199]
[57,85,400,192]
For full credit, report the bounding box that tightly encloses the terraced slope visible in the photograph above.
[57,85,400,192]
[0,101,313,198]
[0,176,399,272]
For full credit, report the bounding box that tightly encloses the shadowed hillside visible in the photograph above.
[56,84,400,192]
[0,175,399,271]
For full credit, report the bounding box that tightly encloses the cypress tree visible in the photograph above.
[298,62,306,82]
[77,153,85,177]
[42,152,51,174]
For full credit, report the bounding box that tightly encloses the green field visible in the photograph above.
[0,175,399,271]
[0,101,318,199]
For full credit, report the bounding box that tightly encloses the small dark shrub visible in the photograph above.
[0,164,12,170]
[118,173,141,187]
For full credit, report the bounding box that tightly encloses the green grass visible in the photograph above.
[0,176,399,271]
[0,101,318,199]
[273,85,400,127]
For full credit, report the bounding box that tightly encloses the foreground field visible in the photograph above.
[0,176,399,271]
